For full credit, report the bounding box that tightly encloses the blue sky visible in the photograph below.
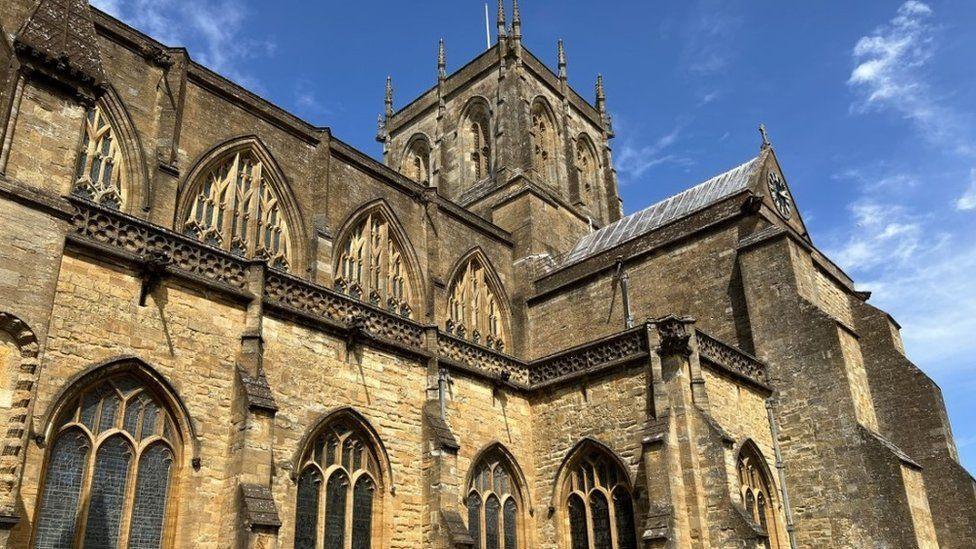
[92,0,976,469]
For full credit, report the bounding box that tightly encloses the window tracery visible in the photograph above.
[575,136,599,207]
[402,137,431,185]
[737,443,783,547]
[562,447,636,549]
[182,150,292,269]
[462,104,491,183]
[294,418,382,549]
[530,101,558,183]
[445,256,505,351]
[466,450,521,549]
[33,375,181,549]
[334,210,413,318]
[73,104,127,209]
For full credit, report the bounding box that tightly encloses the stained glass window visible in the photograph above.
[335,210,414,318]
[446,257,506,351]
[466,447,522,549]
[74,104,128,209]
[294,417,382,549]
[33,375,181,549]
[562,447,636,549]
[737,442,783,548]
[182,149,292,269]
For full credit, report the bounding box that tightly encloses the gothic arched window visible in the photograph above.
[446,255,506,351]
[181,149,292,270]
[461,102,491,183]
[466,447,524,549]
[737,442,783,548]
[562,445,637,549]
[294,415,384,549]
[530,100,558,183]
[32,374,181,549]
[73,104,127,209]
[401,136,431,185]
[334,208,414,318]
[575,135,600,208]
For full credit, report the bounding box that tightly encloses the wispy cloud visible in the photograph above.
[956,169,976,211]
[614,121,693,184]
[90,0,275,89]
[682,1,742,76]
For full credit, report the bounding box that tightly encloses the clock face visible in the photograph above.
[766,171,793,219]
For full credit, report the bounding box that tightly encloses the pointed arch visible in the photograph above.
[71,86,150,213]
[30,356,194,549]
[444,247,511,351]
[574,132,601,211]
[332,199,424,318]
[530,96,559,184]
[174,135,308,272]
[399,133,432,185]
[552,438,637,549]
[0,312,40,504]
[464,442,529,549]
[459,96,493,184]
[291,407,392,549]
[734,439,785,547]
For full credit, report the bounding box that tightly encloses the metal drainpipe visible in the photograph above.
[766,396,798,549]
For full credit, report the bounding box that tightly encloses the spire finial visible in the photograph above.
[557,39,566,79]
[438,39,446,78]
[759,123,772,150]
[596,74,606,103]
[497,0,507,38]
[384,76,393,118]
[512,0,522,36]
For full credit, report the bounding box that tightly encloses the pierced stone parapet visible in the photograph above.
[437,332,529,386]
[695,330,769,387]
[529,327,648,386]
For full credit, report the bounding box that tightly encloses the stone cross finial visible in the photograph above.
[759,123,772,150]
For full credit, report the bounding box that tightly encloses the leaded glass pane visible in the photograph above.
[128,443,174,549]
[141,400,160,440]
[97,393,120,434]
[34,430,89,549]
[590,491,612,549]
[324,471,348,549]
[352,475,374,549]
[503,498,518,549]
[613,489,637,549]
[80,390,100,431]
[467,492,482,547]
[83,435,133,549]
[567,494,588,549]
[123,396,143,436]
[485,495,500,549]
[294,467,322,549]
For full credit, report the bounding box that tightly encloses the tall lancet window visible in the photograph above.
[530,100,558,183]
[33,375,181,549]
[461,102,491,183]
[74,104,127,208]
[466,447,523,549]
[446,256,506,351]
[402,136,431,185]
[335,209,414,318]
[562,446,637,549]
[737,442,784,548]
[294,416,384,549]
[182,150,292,269]
[575,135,600,208]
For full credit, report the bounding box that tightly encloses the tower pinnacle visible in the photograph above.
[512,0,522,37]
[384,75,393,119]
[557,39,566,80]
[438,39,446,79]
[497,0,507,38]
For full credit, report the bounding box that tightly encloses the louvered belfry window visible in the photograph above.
[564,449,637,549]
[737,443,783,548]
[575,137,599,206]
[294,419,380,549]
[530,101,557,183]
[182,150,291,269]
[446,257,505,351]
[74,105,127,209]
[33,376,180,549]
[466,453,520,549]
[335,211,413,318]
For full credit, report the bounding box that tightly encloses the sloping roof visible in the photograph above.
[562,155,761,266]
[15,0,105,93]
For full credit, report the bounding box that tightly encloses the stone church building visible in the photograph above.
[0,0,973,547]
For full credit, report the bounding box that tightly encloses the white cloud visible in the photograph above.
[956,169,976,211]
[90,0,274,89]
[614,123,693,184]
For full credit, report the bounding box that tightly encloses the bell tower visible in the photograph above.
[382,0,622,259]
